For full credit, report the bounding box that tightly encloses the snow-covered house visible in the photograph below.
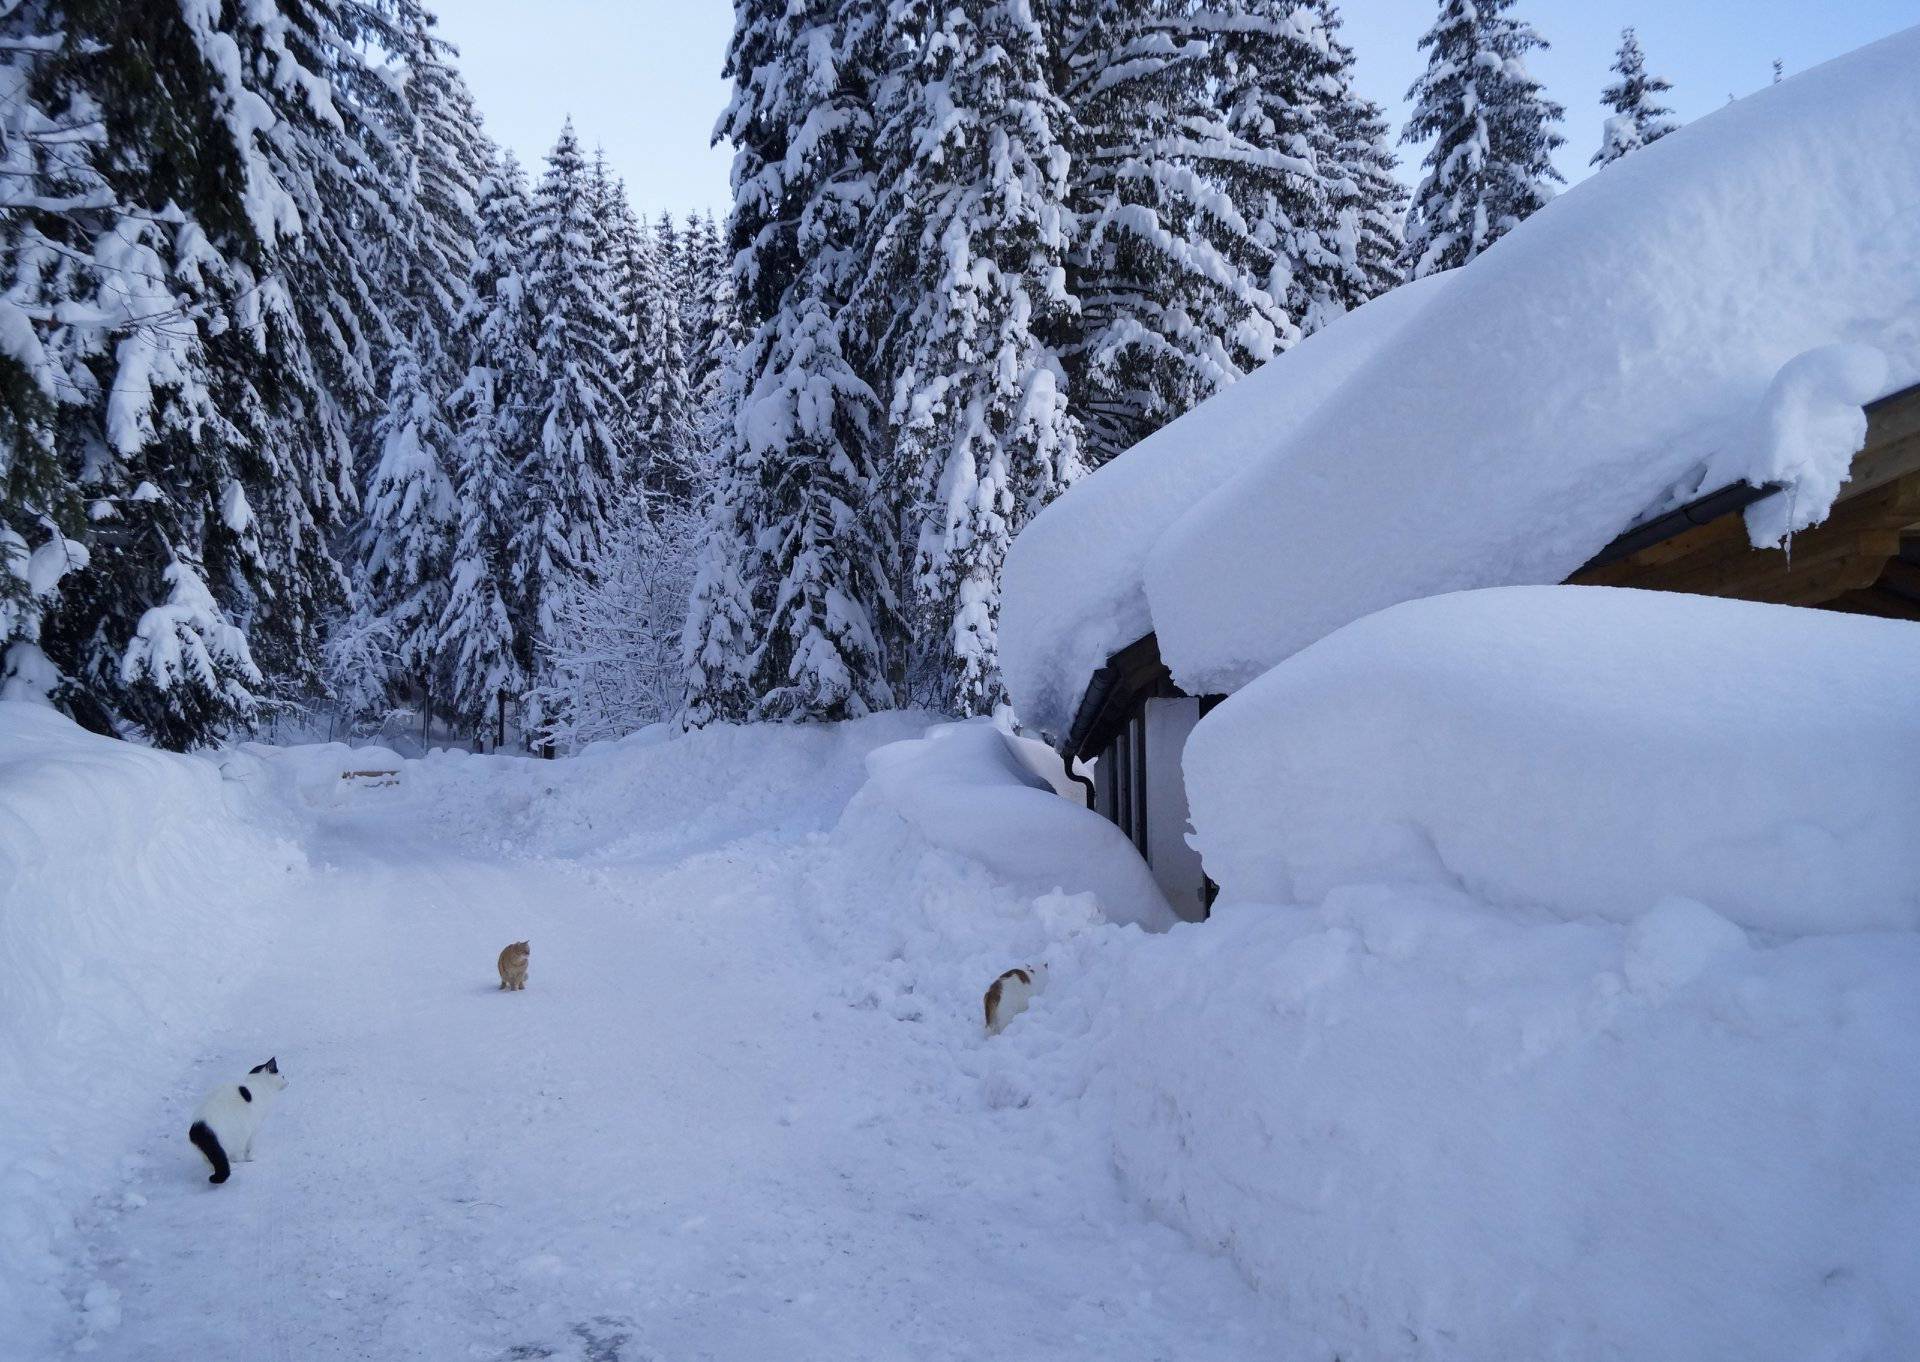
[1000,28,1920,923]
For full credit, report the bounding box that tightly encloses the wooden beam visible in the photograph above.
[1826,585,1920,623]
[1745,546,1896,605]
[1874,556,1920,601]
[1569,472,1920,606]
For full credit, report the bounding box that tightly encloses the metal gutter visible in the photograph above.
[1575,480,1786,576]
[1061,656,1128,761]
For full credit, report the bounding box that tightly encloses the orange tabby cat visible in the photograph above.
[497,940,529,991]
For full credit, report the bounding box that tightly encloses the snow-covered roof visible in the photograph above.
[1003,26,1920,740]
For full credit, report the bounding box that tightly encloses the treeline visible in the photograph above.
[0,0,1682,750]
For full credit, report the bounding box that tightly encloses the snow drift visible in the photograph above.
[1087,888,1920,1361]
[1185,586,1920,934]
[0,702,301,1334]
[856,721,1175,931]
[1002,26,1920,726]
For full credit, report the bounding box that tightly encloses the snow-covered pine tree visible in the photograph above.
[348,0,490,721]
[678,212,717,386]
[1315,0,1408,312]
[384,0,489,346]
[594,167,647,471]
[1196,0,1356,338]
[515,121,630,690]
[1054,0,1293,465]
[355,333,455,700]
[0,0,385,745]
[638,211,700,505]
[867,0,1081,715]
[238,0,430,703]
[678,451,758,728]
[437,151,535,732]
[0,1,108,708]
[691,212,742,474]
[686,0,898,724]
[1400,0,1564,279]
[1592,28,1677,168]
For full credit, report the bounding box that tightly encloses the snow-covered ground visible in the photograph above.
[6,691,1916,1360]
[2,706,1290,1361]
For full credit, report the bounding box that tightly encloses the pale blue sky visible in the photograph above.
[430,0,1920,220]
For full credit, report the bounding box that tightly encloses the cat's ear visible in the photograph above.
[265,1057,278,1074]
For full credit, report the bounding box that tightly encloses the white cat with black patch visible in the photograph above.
[188,1058,286,1185]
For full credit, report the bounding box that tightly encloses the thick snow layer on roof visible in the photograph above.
[999,274,1455,739]
[1003,27,1920,725]
[1147,29,1920,696]
[1184,587,1920,935]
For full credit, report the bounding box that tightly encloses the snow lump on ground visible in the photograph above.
[1185,585,1920,934]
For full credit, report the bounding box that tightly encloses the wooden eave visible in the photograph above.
[1568,381,1920,617]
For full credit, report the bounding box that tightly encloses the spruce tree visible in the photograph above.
[1400,0,1565,279]
[638,211,699,505]
[351,1,488,717]
[1593,28,1677,168]
[386,0,490,345]
[516,120,629,670]
[357,334,455,695]
[678,212,719,388]
[1316,1,1408,313]
[595,171,648,473]
[691,212,742,473]
[685,0,898,725]
[1055,0,1292,465]
[438,152,535,730]
[869,0,1082,714]
[1198,0,1348,336]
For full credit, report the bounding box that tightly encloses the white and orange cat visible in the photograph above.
[188,1058,286,1185]
[497,940,530,991]
[984,964,1047,1036]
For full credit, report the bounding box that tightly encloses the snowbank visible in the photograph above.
[1088,889,1920,1361]
[769,690,1920,1359]
[856,721,1174,931]
[362,711,930,864]
[1002,27,1920,724]
[1000,274,1454,739]
[1184,587,1920,935]
[0,703,302,1334]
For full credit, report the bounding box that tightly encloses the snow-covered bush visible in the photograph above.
[530,503,699,749]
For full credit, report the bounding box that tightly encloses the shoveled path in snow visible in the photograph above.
[63,755,1288,1361]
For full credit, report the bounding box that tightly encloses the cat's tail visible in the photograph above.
[189,1120,230,1185]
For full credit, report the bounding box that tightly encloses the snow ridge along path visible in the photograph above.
[53,718,1291,1361]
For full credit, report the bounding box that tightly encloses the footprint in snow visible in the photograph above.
[499,1315,635,1361]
